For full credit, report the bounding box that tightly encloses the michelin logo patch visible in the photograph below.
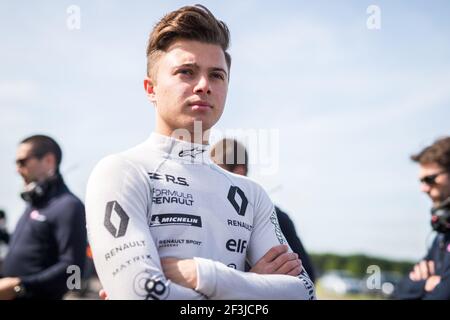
[150,213,202,227]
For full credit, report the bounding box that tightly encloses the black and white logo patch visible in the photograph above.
[158,238,202,249]
[150,213,202,227]
[133,270,169,300]
[178,147,206,158]
[152,188,194,206]
[148,172,189,187]
[105,240,146,261]
[298,270,316,300]
[226,238,248,253]
[112,254,152,277]
[227,186,248,216]
[227,219,253,232]
[104,201,129,238]
[270,209,286,245]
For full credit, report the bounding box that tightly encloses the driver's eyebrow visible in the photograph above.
[173,63,228,77]
[174,63,199,70]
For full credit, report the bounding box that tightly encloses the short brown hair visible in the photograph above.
[211,138,248,173]
[21,135,63,172]
[146,4,231,79]
[411,136,450,171]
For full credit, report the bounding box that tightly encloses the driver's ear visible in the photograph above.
[144,77,156,103]
[42,153,56,175]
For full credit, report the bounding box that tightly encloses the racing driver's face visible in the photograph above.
[144,40,229,141]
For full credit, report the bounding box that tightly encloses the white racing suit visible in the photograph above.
[85,133,315,300]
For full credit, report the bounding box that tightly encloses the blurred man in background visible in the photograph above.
[0,135,87,300]
[0,209,9,246]
[210,138,316,282]
[394,137,450,299]
[0,209,9,272]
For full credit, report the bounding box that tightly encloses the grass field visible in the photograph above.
[315,283,385,300]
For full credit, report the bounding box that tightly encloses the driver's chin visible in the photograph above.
[23,175,37,186]
[431,195,444,207]
[182,117,213,132]
[20,174,29,184]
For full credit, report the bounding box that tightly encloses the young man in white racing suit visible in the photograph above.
[85,5,315,300]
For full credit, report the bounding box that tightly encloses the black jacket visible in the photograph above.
[393,233,450,300]
[244,206,316,283]
[0,229,8,244]
[1,176,87,299]
[275,206,316,283]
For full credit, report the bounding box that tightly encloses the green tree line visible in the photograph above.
[310,253,415,278]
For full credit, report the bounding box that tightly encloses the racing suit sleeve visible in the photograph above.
[193,185,316,300]
[276,207,316,283]
[85,155,205,300]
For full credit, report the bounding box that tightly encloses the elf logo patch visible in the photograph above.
[226,238,247,254]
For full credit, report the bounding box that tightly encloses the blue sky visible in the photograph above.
[1,0,449,261]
